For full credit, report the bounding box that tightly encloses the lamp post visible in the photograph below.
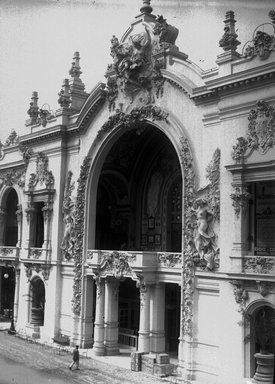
[3,270,16,334]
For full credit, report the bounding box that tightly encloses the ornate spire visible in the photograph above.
[69,52,82,78]
[68,52,87,111]
[219,10,240,52]
[57,78,71,108]
[140,0,152,14]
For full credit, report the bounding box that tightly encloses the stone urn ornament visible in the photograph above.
[252,306,275,384]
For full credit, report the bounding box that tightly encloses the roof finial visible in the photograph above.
[140,0,152,14]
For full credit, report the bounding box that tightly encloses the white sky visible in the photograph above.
[0,0,274,139]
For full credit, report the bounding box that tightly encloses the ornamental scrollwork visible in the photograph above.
[24,263,51,281]
[100,251,133,279]
[71,157,91,316]
[28,152,54,191]
[232,100,275,161]
[95,106,168,143]
[230,186,250,219]
[230,280,249,317]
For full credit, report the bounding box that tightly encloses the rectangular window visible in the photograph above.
[248,181,275,256]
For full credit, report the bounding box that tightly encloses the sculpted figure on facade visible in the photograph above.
[61,171,75,260]
[193,199,217,270]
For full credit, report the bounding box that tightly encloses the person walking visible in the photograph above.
[69,345,80,370]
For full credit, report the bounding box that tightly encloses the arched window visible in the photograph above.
[1,188,18,247]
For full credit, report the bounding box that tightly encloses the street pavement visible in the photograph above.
[0,326,170,384]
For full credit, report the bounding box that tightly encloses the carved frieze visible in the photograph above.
[243,256,275,274]
[28,152,55,191]
[232,100,275,161]
[158,253,181,267]
[99,251,133,278]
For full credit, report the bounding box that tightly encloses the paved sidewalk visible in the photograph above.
[0,325,172,384]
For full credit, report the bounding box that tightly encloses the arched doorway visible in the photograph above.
[30,277,45,326]
[94,124,182,253]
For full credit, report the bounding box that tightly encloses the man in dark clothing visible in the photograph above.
[69,345,80,370]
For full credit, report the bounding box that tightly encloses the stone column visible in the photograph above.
[150,283,165,353]
[93,277,105,356]
[16,204,23,248]
[138,284,150,353]
[104,277,119,356]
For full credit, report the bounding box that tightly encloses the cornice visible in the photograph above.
[74,82,106,133]
[192,69,275,105]
[20,125,67,146]
[0,159,25,172]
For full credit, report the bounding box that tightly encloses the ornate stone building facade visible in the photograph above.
[0,2,274,383]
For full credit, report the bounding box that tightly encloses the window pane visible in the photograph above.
[255,181,275,256]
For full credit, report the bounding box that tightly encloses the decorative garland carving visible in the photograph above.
[243,256,275,274]
[232,100,275,161]
[71,157,91,315]
[179,137,196,337]
[230,279,249,317]
[230,186,250,219]
[205,148,220,222]
[28,152,54,191]
[158,253,181,267]
[96,106,168,143]
[61,171,75,261]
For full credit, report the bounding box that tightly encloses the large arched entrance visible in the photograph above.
[90,123,182,358]
[94,124,182,253]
